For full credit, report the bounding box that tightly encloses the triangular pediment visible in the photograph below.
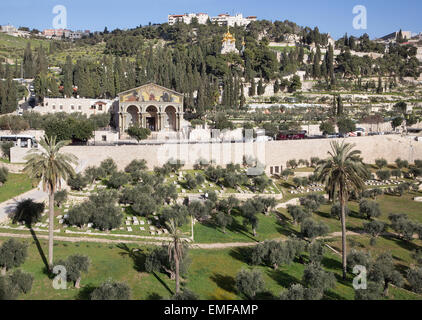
[118,83,183,104]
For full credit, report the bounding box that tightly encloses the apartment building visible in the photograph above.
[168,13,257,27]
[168,13,210,25]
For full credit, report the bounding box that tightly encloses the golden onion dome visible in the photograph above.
[222,31,235,42]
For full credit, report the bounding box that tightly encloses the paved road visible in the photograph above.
[0,188,48,224]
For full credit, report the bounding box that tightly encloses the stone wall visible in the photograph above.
[11,135,422,175]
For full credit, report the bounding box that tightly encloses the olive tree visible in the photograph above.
[359,200,381,220]
[288,205,311,225]
[235,269,265,300]
[90,280,131,300]
[368,252,404,296]
[55,255,90,288]
[0,239,28,275]
[301,218,329,240]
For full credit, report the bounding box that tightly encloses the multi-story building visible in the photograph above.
[168,13,257,27]
[168,13,209,25]
[0,24,18,33]
[211,13,256,27]
[32,98,116,117]
[42,29,90,39]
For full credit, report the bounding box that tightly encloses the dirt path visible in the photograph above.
[0,230,369,250]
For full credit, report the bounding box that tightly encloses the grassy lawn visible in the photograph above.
[194,212,284,243]
[2,237,419,300]
[0,173,33,203]
[277,192,422,235]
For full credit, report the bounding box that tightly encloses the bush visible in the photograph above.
[90,280,131,300]
[235,269,265,299]
[375,158,387,169]
[54,190,68,208]
[68,173,88,191]
[124,159,147,175]
[0,142,14,160]
[65,190,122,231]
[388,214,417,241]
[0,239,28,274]
[376,170,391,181]
[127,126,151,142]
[172,289,199,300]
[8,269,33,294]
[55,255,90,288]
[391,169,402,180]
[407,267,422,294]
[287,205,310,224]
[301,218,329,240]
[66,203,92,227]
[0,166,8,185]
[100,158,117,176]
[355,281,384,300]
[84,166,106,183]
[107,171,129,189]
[346,250,371,272]
[302,262,336,295]
[363,220,385,239]
[359,200,381,220]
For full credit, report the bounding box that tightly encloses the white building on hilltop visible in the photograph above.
[211,13,256,27]
[168,13,257,27]
[168,13,210,25]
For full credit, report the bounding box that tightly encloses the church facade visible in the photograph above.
[117,83,184,134]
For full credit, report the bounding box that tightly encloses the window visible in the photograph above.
[71,105,74,110]
[275,166,280,174]
[78,105,82,110]
[102,135,107,142]
[98,105,103,111]
[59,105,63,110]
[270,167,274,175]
[52,105,56,110]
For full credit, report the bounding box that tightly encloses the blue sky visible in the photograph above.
[0,0,421,39]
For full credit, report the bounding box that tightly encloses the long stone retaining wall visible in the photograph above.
[11,135,422,174]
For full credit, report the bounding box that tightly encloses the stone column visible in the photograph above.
[141,113,147,129]
[176,114,180,131]
[157,113,161,131]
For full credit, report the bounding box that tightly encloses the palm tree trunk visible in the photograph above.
[340,195,347,280]
[48,191,55,269]
[1,267,6,275]
[175,255,180,294]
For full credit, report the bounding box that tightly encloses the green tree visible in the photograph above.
[23,136,77,268]
[235,269,265,300]
[316,141,368,279]
[166,219,188,294]
[90,280,131,300]
[0,239,28,275]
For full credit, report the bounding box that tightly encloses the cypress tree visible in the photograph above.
[23,43,34,78]
[63,56,73,98]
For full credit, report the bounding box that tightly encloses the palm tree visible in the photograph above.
[23,136,77,269]
[166,219,187,294]
[315,141,369,279]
